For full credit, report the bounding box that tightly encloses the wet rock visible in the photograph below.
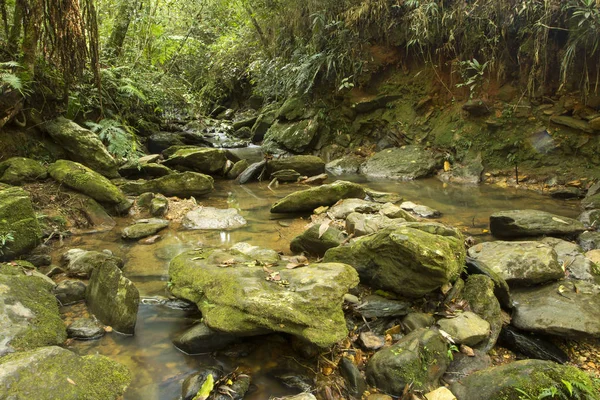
[147,132,185,154]
[290,224,345,257]
[67,318,105,340]
[251,111,276,142]
[169,247,359,347]
[230,242,281,264]
[271,169,301,182]
[150,195,169,217]
[541,237,600,282]
[346,212,407,236]
[360,146,442,180]
[163,147,228,175]
[437,312,490,346]
[464,257,511,309]
[443,349,491,385]
[425,387,457,400]
[438,155,484,185]
[450,359,595,400]
[173,323,239,354]
[578,209,600,228]
[182,368,223,400]
[276,372,313,392]
[326,155,364,176]
[403,313,435,333]
[365,189,404,204]
[182,207,247,230]
[0,346,131,399]
[122,218,169,240]
[548,186,585,199]
[267,155,326,177]
[577,231,600,251]
[0,269,66,355]
[213,374,251,400]
[511,281,600,338]
[324,223,465,298]
[366,328,449,394]
[339,357,367,399]
[581,181,600,209]
[401,201,441,218]
[233,115,258,131]
[356,295,412,318]
[0,157,47,185]
[227,159,249,179]
[461,275,502,352]
[467,241,562,286]
[328,198,382,219]
[380,203,417,220]
[359,331,385,350]
[86,262,140,335]
[49,160,128,206]
[53,279,87,305]
[0,186,42,260]
[276,394,316,400]
[61,248,124,278]
[238,160,266,184]
[490,209,585,239]
[263,119,320,153]
[462,99,491,116]
[499,325,569,364]
[44,117,119,177]
[75,195,116,231]
[120,171,214,198]
[271,180,366,214]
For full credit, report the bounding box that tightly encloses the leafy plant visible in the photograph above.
[0,62,29,96]
[0,231,15,257]
[85,118,141,161]
[456,58,490,98]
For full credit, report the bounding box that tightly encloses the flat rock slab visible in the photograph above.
[267,155,325,177]
[122,219,169,240]
[360,146,442,180]
[120,171,214,198]
[163,147,228,175]
[346,212,408,237]
[355,295,411,318]
[169,247,359,347]
[437,311,490,346]
[0,346,130,400]
[270,180,366,214]
[182,207,247,230]
[511,281,600,338]
[467,241,562,286]
[490,209,585,239]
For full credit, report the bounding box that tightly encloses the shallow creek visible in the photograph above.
[53,177,581,400]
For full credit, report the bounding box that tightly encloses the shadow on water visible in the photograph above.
[59,177,582,399]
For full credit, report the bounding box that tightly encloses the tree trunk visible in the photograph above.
[241,1,270,56]
[1,0,8,39]
[20,0,42,76]
[8,0,24,54]
[106,0,138,58]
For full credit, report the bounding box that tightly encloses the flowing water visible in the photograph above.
[54,177,582,400]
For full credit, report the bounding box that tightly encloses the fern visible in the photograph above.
[0,61,27,96]
[85,118,141,161]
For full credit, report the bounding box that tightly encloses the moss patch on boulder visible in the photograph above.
[0,186,42,260]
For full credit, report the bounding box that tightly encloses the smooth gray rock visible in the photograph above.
[400,201,441,218]
[173,323,238,354]
[346,212,407,237]
[61,249,124,278]
[290,224,345,257]
[53,280,87,305]
[437,312,490,346]
[360,146,442,180]
[271,181,366,214]
[67,318,105,340]
[443,349,491,385]
[326,156,364,176]
[237,160,266,184]
[461,275,502,352]
[577,231,600,251]
[356,295,412,318]
[182,207,247,230]
[541,237,600,282]
[328,198,382,219]
[182,368,223,400]
[122,218,169,240]
[339,357,367,399]
[490,210,585,239]
[402,313,435,333]
[499,325,569,364]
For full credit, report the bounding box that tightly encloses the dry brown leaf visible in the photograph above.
[318,220,332,238]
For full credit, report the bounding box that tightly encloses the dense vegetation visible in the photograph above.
[1,0,600,142]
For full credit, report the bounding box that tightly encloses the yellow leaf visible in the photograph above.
[67,378,76,385]
[193,374,214,400]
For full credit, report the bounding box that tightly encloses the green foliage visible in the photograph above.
[0,61,29,96]
[456,59,490,98]
[0,231,14,257]
[515,376,598,400]
[85,118,141,161]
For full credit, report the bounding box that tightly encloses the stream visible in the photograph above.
[54,177,582,400]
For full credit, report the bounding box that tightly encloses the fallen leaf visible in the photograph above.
[460,344,475,357]
[552,217,569,225]
[318,220,332,238]
[286,262,306,269]
[67,378,76,385]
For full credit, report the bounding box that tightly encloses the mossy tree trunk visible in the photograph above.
[106,0,138,59]
[8,0,24,55]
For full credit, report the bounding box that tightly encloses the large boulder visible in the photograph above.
[290,224,346,257]
[489,210,585,239]
[61,248,124,278]
[0,346,130,400]
[511,281,600,338]
[163,147,228,175]
[0,187,42,259]
[467,241,563,286]
[182,207,247,230]
[169,247,359,347]
[366,328,449,395]
[0,266,66,355]
[44,117,119,178]
[263,120,319,153]
[48,160,127,205]
[450,360,597,400]
[360,146,442,180]
[325,156,365,176]
[86,263,140,335]
[324,222,465,298]
[173,322,239,354]
[120,172,214,198]
[270,181,366,214]
[0,157,47,185]
[267,155,325,177]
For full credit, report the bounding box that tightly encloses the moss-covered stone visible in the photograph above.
[366,328,449,394]
[227,159,249,180]
[450,359,598,400]
[121,218,169,240]
[61,248,124,278]
[48,160,127,205]
[267,155,326,177]
[0,186,42,260]
[277,97,307,121]
[43,117,119,178]
[169,247,359,347]
[0,157,47,185]
[163,147,228,175]
[490,209,586,239]
[270,180,366,214]
[0,271,66,354]
[360,146,443,180]
[461,275,502,352]
[324,223,465,298]
[0,346,131,399]
[120,171,214,198]
[263,119,319,153]
[290,224,346,257]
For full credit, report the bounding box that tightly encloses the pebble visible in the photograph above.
[359,332,385,351]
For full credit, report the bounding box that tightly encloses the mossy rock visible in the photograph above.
[0,271,66,354]
[461,275,502,352]
[0,157,47,185]
[0,186,42,260]
[121,218,169,240]
[43,117,119,178]
[263,120,320,153]
[290,224,346,257]
[48,160,127,205]
[120,171,214,198]
[489,210,585,239]
[277,97,307,121]
[450,359,598,400]
[270,180,366,214]
[169,247,359,347]
[324,222,465,298]
[0,346,131,400]
[163,147,228,175]
[227,159,249,180]
[267,155,326,177]
[366,328,449,395]
[360,146,443,180]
